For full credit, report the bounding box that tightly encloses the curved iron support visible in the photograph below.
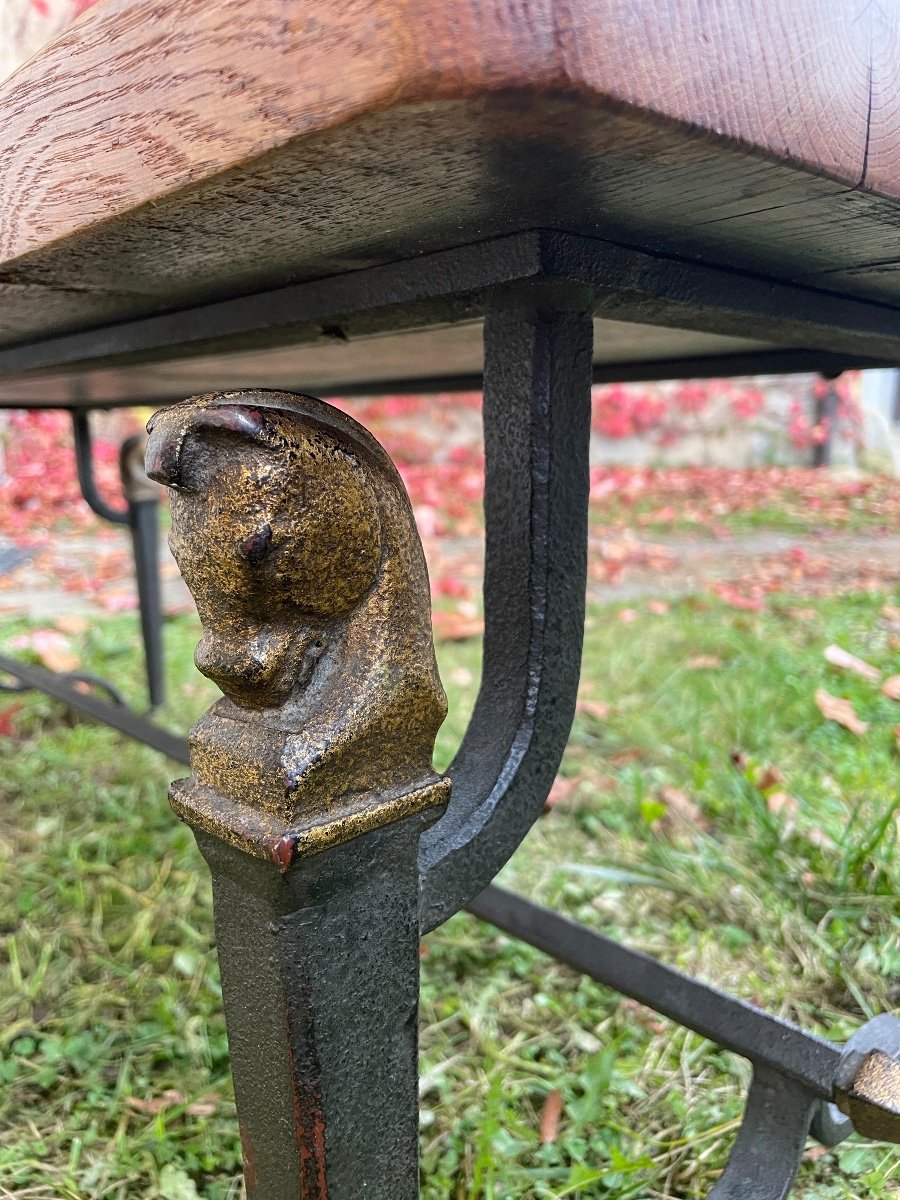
[70,411,165,707]
[418,299,593,931]
[706,1068,817,1200]
[471,886,900,1195]
[120,434,166,708]
[71,409,129,525]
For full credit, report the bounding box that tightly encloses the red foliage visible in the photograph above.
[591,375,861,448]
[0,410,123,544]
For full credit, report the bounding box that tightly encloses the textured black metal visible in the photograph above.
[3,232,900,393]
[194,811,432,1200]
[306,350,888,399]
[0,654,186,761]
[467,886,839,1095]
[71,412,165,706]
[418,297,592,931]
[71,410,129,525]
[127,498,165,708]
[706,1068,818,1200]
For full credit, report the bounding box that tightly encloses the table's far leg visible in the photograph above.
[145,391,451,1199]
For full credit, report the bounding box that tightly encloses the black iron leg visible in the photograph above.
[197,817,429,1200]
[119,434,165,708]
[71,411,165,707]
[419,294,593,927]
[145,391,451,1198]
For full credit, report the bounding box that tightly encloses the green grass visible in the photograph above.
[1,593,899,1198]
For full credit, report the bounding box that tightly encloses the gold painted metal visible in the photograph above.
[835,1048,900,1143]
[145,389,450,869]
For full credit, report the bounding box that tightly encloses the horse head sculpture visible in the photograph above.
[146,389,449,869]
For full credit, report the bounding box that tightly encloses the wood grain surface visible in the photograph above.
[1,0,900,350]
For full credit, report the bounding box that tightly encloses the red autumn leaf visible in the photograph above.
[713,584,764,612]
[754,764,785,792]
[0,703,23,739]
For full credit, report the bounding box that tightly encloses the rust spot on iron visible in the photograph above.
[238,1122,258,1193]
[283,985,330,1200]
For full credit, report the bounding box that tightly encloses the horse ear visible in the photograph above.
[146,401,275,489]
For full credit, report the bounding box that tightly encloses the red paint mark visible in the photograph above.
[267,834,297,873]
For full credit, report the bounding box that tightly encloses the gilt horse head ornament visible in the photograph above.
[146,390,449,869]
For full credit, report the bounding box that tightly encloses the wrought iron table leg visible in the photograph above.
[120,434,166,708]
[146,391,451,1198]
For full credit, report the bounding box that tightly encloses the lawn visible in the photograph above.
[0,591,898,1199]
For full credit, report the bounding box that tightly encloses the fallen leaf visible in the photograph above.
[620,997,667,1035]
[608,747,643,766]
[9,629,80,674]
[713,584,764,612]
[646,600,669,615]
[687,654,722,670]
[823,644,881,682]
[882,604,900,622]
[815,689,869,737]
[881,675,900,701]
[449,666,474,687]
[618,608,639,624]
[99,590,138,613]
[765,790,797,816]
[185,1096,219,1118]
[432,612,484,642]
[539,1089,563,1144]
[577,699,611,721]
[127,1091,218,1118]
[804,1145,830,1163]
[0,702,22,739]
[754,765,785,792]
[127,1090,186,1115]
[787,607,817,621]
[53,614,89,635]
[544,776,580,812]
[655,786,710,836]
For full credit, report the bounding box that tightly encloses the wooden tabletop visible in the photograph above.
[1,0,899,400]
